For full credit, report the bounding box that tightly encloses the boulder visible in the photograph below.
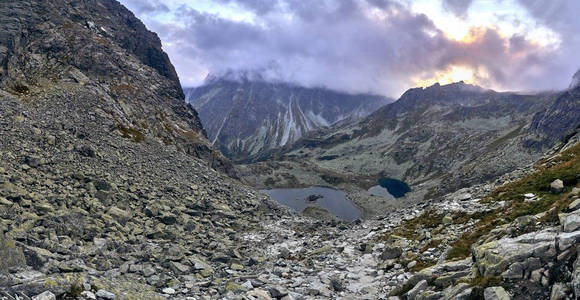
[406,279,427,299]
[246,289,273,300]
[442,215,453,225]
[168,261,190,274]
[558,231,580,251]
[107,206,132,224]
[473,229,557,277]
[268,286,288,298]
[550,282,569,300]
[484,286,510,300]
[95,289,115,299]
[551,179,564,194]
[381,246,403,260]
[32,291,56,300]
[569,198,580,211]
[443,283,472,300]
[559,211,580,232]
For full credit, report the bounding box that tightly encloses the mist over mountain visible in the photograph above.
[184,75,391,161]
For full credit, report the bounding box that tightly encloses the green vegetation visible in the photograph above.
[409,258,437,272]
[457,275,504,293]
[485,125,523,152]
[384,210,445,240]
[118,125,145,143]
[447,142,580,260]
[112,83,139,97]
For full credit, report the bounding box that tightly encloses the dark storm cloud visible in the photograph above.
[118,0,575,96]
[441,0,473,18]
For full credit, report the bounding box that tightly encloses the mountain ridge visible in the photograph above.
[185,77,392,161]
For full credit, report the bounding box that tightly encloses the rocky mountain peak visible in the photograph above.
[0,0,233,175]
[400,81,489,104]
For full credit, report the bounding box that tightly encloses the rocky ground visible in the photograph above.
[0,1,578,299]
[3,102,578,299]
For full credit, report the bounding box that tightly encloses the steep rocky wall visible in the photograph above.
[0,0,235,175]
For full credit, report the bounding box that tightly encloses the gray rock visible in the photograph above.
[95,289,116,299]
[573,254,580,298]
[407,279,428,300]
[162,287,176,295]
[550,282,569,300]
[558,231,580,250]
[247,289,272,300]
[443,283,472,300]
[473,229,557,277]
[484,286,510,300]
[32,291,56,300]
[559,211,580,232]
[569,198,580,211]
[268,286,288,298]
[169,261,190,274]
[81,291,97,300]
[381,246,403,260]
[551,179,564,194]
[442,215,453,225]
[457,193,472,201]
[142,266,156,277]
[329,276,344,292]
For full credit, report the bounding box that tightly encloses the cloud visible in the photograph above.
[212,0,280,14]
[119,0,577,97]
[441,0,473,18]
[121,0,169,15]
[515,0,580,87]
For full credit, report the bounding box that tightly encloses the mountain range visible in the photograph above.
[239,80,580,216]
[184,77,391,161]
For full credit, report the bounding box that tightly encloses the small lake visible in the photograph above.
[261,186,361,221]
[368,178,411,198]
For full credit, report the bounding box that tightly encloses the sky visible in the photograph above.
[119,0,580,97]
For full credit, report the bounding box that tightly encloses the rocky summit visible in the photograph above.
[0,1,579,300]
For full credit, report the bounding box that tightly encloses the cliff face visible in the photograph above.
[0,0,234,175]
[185,78,390,162]
[527,78,580,148]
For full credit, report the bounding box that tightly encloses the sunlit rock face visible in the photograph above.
[185,77,391,162]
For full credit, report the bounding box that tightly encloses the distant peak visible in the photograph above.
[204,69,266,84]
[425,80,486,93]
